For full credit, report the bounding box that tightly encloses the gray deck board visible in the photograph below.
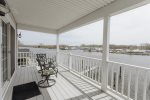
[4,66,116,100]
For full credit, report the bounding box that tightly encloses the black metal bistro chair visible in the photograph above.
[48,58,58,77]
[36,54,46,72]
[36,54,58,88]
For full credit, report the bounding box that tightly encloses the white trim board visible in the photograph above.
[18,23,57,34]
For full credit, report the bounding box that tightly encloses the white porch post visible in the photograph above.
[101,15,110,91]
[56,33,60,66]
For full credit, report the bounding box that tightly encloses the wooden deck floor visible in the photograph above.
[4,66,117,100]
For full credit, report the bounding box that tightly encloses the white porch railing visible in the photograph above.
[58,52,150,100]
[17,51,150,100]
[59,52,103,84]
[17,51,56,67]
[107,61,150,100]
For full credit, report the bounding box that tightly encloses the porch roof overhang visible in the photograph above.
[5,0,150,34]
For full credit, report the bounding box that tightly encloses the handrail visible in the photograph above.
[108,60,150,70]
[18,51,56,67]
[59,52,150,70]
[71,53,102,61]
[59,52,102,61]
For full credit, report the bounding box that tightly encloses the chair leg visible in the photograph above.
[38,75,56,88]
[38,69,42,73]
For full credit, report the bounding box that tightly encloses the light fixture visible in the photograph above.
[17,32,22,38]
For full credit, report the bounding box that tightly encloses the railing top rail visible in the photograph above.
[108,60,150,70]
[59,52,69,55]
[59,52,102,61]
[71,53,102,61]
[18,51,150,71]
[18,52,30,53]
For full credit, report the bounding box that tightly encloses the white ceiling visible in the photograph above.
[6,0,115,33]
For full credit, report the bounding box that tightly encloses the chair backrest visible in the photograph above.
[36,58,43,67]
[36,54,46,61]
[36,54,46,69]
[48,58,57,68]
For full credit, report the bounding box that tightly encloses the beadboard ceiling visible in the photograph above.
[6,0,116,33]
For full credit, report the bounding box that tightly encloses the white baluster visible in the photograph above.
[111,63,114,89]
[116,65,119,91]
[69,53,72,71]
[121,67,125,94]
[143,70,148,100]
[127,69,131,98]
[134,69,139,100]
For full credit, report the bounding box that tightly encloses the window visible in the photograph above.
[10,25,15,76]
[1,21,8,84]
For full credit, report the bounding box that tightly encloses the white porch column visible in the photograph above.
[101,15,110,91]
[56,33,60,66]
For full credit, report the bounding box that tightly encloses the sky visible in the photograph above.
[19,3,150,46]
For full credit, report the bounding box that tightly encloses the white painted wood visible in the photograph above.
[91,60,94,80]
[116,65,119,92]
[134,69,139,100]
[56,75,80,98]
[98,61,102,83]
[111,64,114,89]
[108,61,150,70]
[58,0,149,33]
[127,69,131,98]
[71,53,102,61]
[58,52,150,100]
[59,52,103,85]
[6,0,115,33]
[121,67,125,95]
[143,70,148,100]
[18,23,57,34]
[101,15,110,91]
[94,60,97,81]
[56,34,59,66]
[69,53,72,71]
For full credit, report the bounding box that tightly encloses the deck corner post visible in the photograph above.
[56,33,60,67]
[101,15,110,92]
[69,53,72,71]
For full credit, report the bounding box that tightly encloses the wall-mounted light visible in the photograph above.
[17,32,22,38]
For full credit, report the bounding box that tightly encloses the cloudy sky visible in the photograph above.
[19,3,150,46]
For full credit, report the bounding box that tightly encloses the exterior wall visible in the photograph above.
[0,13,17,99]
